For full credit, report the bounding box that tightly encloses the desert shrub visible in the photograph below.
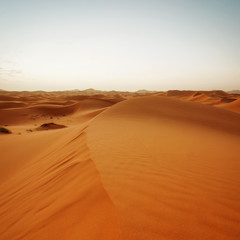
[0,127,11,134]
[36,122,66,131]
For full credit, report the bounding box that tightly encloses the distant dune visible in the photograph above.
[0,89,240,240]
[165,90,240,114]
[217,98,240,114]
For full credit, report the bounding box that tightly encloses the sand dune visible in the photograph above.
[217,98,240,114]
[0,90,240,240]
[87,95,240,240]
[0,126,121,240]
[166,90,240,113]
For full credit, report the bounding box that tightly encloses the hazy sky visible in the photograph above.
[0,0,240,91]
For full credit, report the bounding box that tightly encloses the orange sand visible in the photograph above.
[0,90,240,240]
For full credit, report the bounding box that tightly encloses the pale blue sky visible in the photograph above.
[0,0,239,91]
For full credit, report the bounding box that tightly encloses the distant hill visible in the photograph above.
[228,90,240,94]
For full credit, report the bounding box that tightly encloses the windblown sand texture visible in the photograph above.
[0,89,240,240]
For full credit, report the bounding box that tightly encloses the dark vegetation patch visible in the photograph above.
[36,122,66,131]
[0,127,11,134]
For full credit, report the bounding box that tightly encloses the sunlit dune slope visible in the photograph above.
[87,96,240,240]
[0,126,121,240]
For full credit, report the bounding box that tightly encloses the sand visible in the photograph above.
[0,90,240,240]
